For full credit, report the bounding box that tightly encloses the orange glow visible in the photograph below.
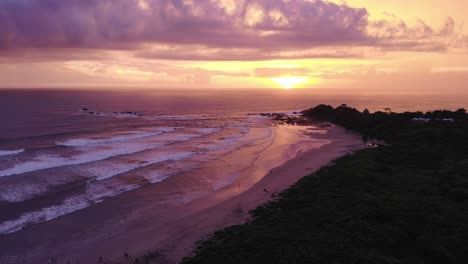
[0,1,467,92]
[271,76,309,89]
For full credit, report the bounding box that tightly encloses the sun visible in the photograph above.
[271,76,308,89]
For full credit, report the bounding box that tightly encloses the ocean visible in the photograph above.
[0,89,466,236]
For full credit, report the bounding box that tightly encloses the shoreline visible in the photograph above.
[165,125,366,263]
[183,105,468,264]
[115,124,366,264]
[0,123,366,264]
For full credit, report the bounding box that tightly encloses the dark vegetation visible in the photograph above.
[183,105,468,264]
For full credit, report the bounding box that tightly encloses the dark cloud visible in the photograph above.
[0,0,368,48]
[0,0,464,60]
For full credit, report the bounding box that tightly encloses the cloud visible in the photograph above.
[0,0,465,61]
[368,16,463,52]
[135,45,362,61]
[62,59,251,85]
[0,0,368,49]
[255,67,312,78]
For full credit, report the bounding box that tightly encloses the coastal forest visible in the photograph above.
[182,105,468,264]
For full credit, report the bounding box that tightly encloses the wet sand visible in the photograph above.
[0,124,365,264]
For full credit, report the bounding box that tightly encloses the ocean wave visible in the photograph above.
[0,149,24,156]
[0,182,52,203]
[0,148,217,234]
[0,128,220,177]
[0,149,203,234]
[0,182,142,235]
[58,127,178,147]
[89,151,196,181]
[0,127,275,233]
[0,129,239,203]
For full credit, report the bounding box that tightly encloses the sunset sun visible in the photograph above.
[271,76,309,89]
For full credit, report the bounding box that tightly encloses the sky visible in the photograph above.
[0,0,467,93]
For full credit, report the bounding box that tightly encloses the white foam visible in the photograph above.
[0,128,220,177]
[284,110,303,116]
[59,127,177,147]
[0,198,90,234]
[0,149,24,156]
[71,129,247,184]
[0,183,49,203]
[0,182,141,235]
[87,151,196,180]
[0,151,197,233]
[0,147,216,233]
[0,127,277,233]
[142,161,200,184]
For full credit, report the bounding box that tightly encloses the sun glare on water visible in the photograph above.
[271,76,309,89]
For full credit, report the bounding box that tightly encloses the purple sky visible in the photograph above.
[0,0,467,91]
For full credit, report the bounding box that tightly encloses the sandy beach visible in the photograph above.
[0,123,365,264]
